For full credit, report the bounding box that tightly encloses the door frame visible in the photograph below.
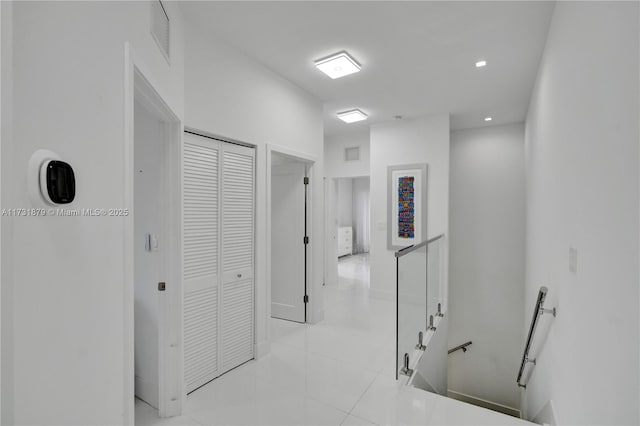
[124,43,184,422]
[266,144,317,329]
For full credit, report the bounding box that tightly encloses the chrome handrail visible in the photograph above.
[394,234,445,258]
[448,341,472,354]
[517,286,556,388]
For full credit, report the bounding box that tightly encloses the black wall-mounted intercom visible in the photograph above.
[44,160,75,204]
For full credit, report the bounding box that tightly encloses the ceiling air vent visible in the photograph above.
[151,0,170,62]
[345,147,360,162]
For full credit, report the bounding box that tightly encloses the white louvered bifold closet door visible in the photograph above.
[183,133,221,393]
[220,144,255,373]
[183,132,255,394]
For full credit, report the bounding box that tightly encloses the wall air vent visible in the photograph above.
[151,0,170,63]
[345,146,360,162]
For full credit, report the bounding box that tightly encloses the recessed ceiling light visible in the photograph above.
[337,109,368,123]
[475,60,487,68]
[484,116,493,122]
[315,51,361,79]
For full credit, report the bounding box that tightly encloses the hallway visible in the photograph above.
[136,253,395,425]
[136,254,530,425]
[3,2,638,424]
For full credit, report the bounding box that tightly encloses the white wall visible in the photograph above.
[524,2,639,424]
[448,123,525,411]
[183,20,325,356]
[3,3,324,423]
[3,2,185,424]
[1,2,12,423]
[352,177,370,254]
[336,178,353,227]
[369,114,450,299]
[324,130,370,178]
[0,0,4,420]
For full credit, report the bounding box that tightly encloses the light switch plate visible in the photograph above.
[145,234,160,252]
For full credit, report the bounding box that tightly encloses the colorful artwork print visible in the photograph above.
[397,176,415,239]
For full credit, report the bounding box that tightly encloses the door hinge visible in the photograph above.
[303,177,309,185]
[158,282,166,291]
[303,295,309,304]
[303,236,309,245]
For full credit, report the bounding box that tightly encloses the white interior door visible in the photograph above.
[220,143,255,373]
[183,132,220,393]
[183,132,255,391]
[271,162,306,323]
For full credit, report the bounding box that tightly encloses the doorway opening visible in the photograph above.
[331,176,371,288]
[133,96,166,411]
[126,55,183,422]
[269,151,313,324]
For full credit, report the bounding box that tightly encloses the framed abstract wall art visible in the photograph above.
[387,163,428,250]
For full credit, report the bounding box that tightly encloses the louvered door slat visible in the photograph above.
[221,279,254,372]
[221,145,255,374]
[184,287,218,391]
[183,134,220,393]
[222,149,254,275]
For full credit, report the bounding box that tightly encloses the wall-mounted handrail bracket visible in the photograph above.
[517,286,556,388]
[448,341,472,355]
[427,315,436,332]
[400,353,414,376]
[540,307,556,317]
[436,302,444,317]
[416,331,426,350]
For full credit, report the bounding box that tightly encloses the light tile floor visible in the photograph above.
[136,253,529,425]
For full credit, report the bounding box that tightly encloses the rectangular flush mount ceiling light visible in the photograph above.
[337,109,368,123]
[315,51,361,79]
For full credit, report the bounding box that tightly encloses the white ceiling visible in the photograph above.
[180,1,555,136]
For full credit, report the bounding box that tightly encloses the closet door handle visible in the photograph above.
[237,273,242,278]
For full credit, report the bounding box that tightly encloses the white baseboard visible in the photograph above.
[255,340,271,359]
[447,389,521,419]
[311,309,325,324]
